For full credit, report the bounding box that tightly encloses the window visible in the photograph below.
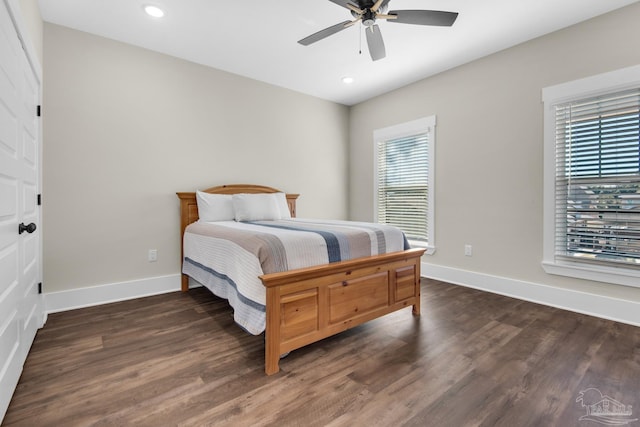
[374,116,435,254]
[542,65,640,287]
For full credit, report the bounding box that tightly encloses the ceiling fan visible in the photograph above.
[298,0,459,61]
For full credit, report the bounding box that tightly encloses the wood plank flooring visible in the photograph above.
[3,279,640,426]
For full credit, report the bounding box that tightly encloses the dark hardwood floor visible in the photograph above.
[4,279,640,426]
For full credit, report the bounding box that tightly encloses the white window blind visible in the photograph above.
[553,88,640,268]
[376,132,429,244]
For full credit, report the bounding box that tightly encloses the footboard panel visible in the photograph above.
[260,248,425,375]
[328,271,389,324]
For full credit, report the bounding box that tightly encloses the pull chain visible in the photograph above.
[359,21,363,55]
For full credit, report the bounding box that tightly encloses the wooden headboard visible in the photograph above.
[176,184,299,291]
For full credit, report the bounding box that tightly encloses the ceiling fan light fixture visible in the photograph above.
[362,9,376,27]
[144,5,165,18]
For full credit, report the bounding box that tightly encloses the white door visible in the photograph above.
[0,0,44,420]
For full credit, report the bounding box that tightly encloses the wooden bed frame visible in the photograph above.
[177,184,426,375]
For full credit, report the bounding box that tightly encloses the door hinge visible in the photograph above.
[37,194,41,206]
[38,282,42,294]
[37,105,41,117]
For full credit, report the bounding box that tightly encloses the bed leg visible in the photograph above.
[412,284,421,316]
[265,330,280,375]
[265,350,280,375]
[181,274,189,292]
[412,264,422,315]
[265,287,281,375]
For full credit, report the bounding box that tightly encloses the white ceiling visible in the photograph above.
[38,0,639,106]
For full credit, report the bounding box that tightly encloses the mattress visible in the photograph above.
[182,218,409,334]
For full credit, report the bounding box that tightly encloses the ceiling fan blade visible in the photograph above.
[328,0,358,10]
[365,24,386,61]
[380,0,392,9]
[298,20,352,46]
[387,10,459,26]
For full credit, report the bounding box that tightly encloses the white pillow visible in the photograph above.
[273,192,292,219]
[232,193,282,221]
[196,191,235,222]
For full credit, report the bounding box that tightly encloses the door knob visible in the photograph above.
[19,222,37,234]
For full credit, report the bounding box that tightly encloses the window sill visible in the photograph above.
[408,241,435,255]
[542,260,640,289]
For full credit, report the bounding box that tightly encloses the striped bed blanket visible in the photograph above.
[182,218,410,335]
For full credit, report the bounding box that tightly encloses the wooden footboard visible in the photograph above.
[260,247,425,375]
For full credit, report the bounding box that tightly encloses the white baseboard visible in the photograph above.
[422,263,640,328]
[45,274,182,314]
[43,266,640,327]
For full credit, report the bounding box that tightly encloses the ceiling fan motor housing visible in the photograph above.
[362,9,377,26]
[350,2,389,26]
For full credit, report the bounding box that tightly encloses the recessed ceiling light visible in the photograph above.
[341,76,355,84]
[144,5,165,18]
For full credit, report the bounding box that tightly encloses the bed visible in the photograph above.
[177,184,426,374]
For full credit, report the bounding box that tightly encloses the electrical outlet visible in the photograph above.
[464,244,472,257]
[148,249,158,262]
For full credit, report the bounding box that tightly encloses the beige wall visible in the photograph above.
[42,23,349,293]
[42,3,640,301]
[349,3,640,301]
[17,0,42,64]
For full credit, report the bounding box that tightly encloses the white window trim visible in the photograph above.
[542,64,640,288]
[373,116,436,255]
